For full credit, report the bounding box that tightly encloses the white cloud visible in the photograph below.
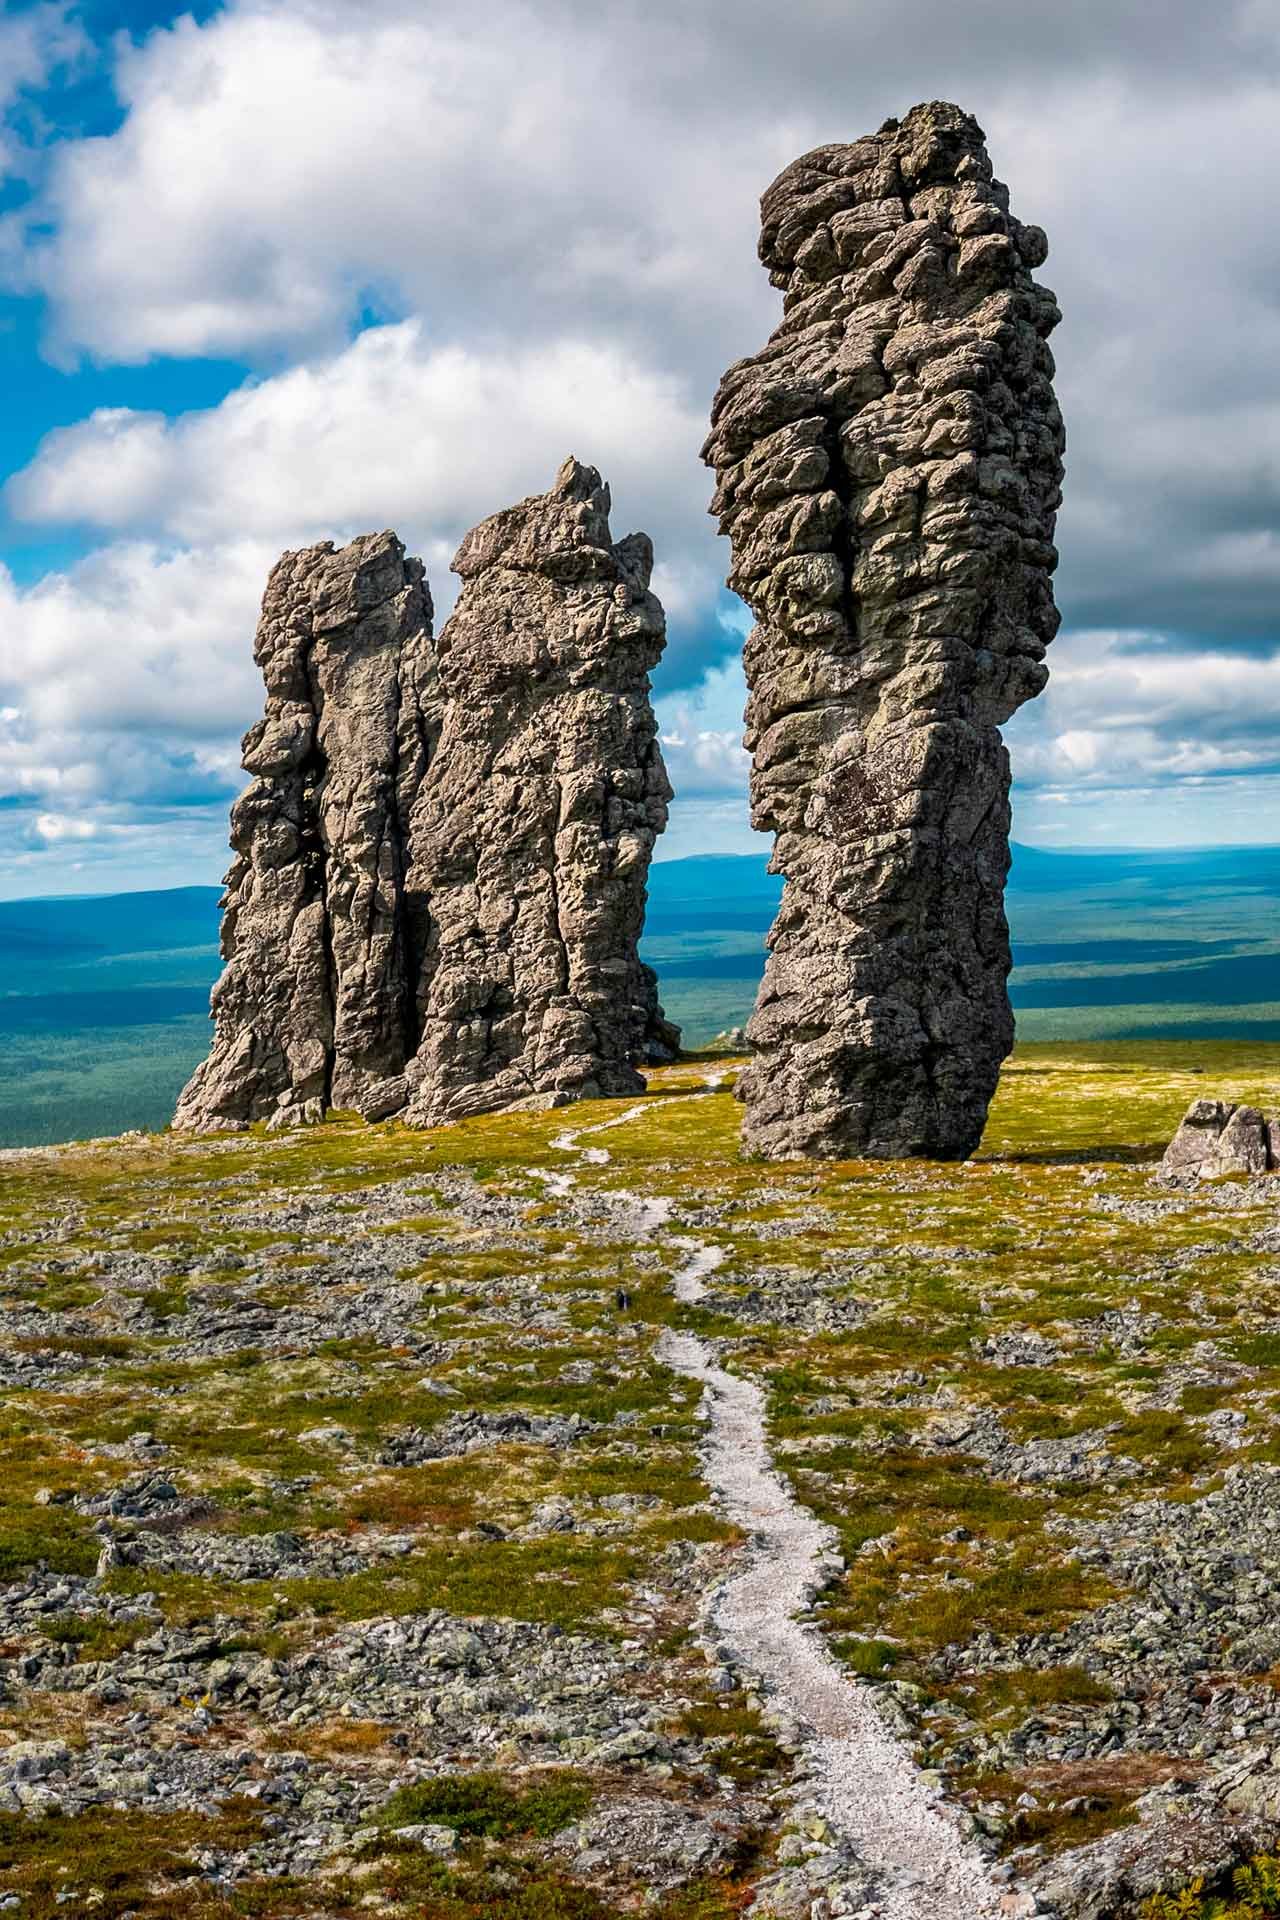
[34,810,98,841]
[655,657,750,799]
[0,539,273,834]
[0,358,723,850]
[1007,631,1280,790]
[3,0,1280,881]
[6,321,713,639]
[1,0,1275,675]
[5,0,784,370]
[0,3,82,175]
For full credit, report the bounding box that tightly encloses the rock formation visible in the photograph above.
[174,461,678,1135]
[703,100,1065,1159]
[1161,1098,1280,1180]
[174,531,438,1133]
[402,457,679,1127]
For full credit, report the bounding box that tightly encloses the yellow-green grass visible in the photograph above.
[4,1040,1280,1895]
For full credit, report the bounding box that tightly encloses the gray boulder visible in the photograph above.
[1161,1098,1278,1179]
[702,101,1065,1159]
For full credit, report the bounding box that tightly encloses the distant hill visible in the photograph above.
[1,845,1277,1146]
[0,886,221,1007]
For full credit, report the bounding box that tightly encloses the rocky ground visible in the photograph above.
[3,1042,1280,1917]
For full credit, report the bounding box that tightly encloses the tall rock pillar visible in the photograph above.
[173,533,438,1133]
[703,101,1064,1159]
[403,457,679,1127]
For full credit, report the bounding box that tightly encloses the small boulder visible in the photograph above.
[388,1823,458,1856]
[1161,1097,1277,1179]
[554,1796,730,1892]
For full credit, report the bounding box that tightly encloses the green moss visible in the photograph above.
[673,1699,790,1786]
[0,1802,266,1919]
[111,1533,643,1631]
[41,1613,149,1660]
[0,1506,96,1579]
[940,1663,1114,1728]
[1233,1334,1280,1370]
[1113,1408,1217,1478]
[835,1637,898,1676]
[377,1769,592,1839]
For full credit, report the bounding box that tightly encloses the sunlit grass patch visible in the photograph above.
[939,1663,1114,1728]
[376,1768,593,1839]
[672,1696,791,1787]
[110,1532,646,1631]
[0,1801,268,1920]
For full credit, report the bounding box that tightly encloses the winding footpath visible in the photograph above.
[545,1079,1026,1920]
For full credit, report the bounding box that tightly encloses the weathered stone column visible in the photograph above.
[173,532,438,1132]
[403,457,679,1127]
[703,101,1064,1159]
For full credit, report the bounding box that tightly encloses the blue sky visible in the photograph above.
[0,0,1278,898]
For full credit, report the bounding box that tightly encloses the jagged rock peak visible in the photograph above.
[172,530,438,1134]
[174,463,679,1137]
[703,99,1065,1161]
[402,455,679,1129]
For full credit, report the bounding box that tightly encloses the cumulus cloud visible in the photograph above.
[659,632,1280,853]
[656,658,750,800]
[1007,631,1280,795]
[33,810,98,841]
[5,0,781,369]
[1,0,1276,646]
[0,539,274,846]
[6,319,717,662]
[2,0,1280,877]
[0,3,82,163]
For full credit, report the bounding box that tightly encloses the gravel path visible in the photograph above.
[550,1082,1020,1919]
[658,1324,1014,1918]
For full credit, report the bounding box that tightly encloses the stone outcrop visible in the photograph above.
[402,457,679,1127]
[174,462,678,1135]
[1161,1098,1280,1180]
[703,100,1065,1159]
[174,532,438,1133]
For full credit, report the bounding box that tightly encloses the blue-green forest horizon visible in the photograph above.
[1,840,1278,1149]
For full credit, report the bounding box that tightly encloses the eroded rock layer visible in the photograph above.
[704,100,1064,1159]
[402,457,678,1128]
[174,532,438,1133]
[174,464,678,1135]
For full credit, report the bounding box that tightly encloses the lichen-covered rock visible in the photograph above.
[703,100,1065,1159]
[173,532,438,1132]
[1161,1098,1279,1179]
[402,457,678,1127]
[176,466,678,1137]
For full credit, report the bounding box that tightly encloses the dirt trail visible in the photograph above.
[657,1322,1012,1918]
[546,1077,1019,1920]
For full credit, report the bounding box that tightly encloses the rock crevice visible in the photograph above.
[704,99,1065,1159]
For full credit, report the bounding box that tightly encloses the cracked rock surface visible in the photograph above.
[1160,1097,1280,1180]
[173,531,438,1134]
[704,98,1065,1160]
[175,461,678,1137]
[403,457,679,1127]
